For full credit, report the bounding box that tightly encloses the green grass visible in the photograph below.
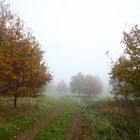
[34,101,75,140]
[1,94,139,140]
[83,99,140,140]
[0,95,59,140]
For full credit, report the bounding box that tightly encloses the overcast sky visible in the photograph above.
[6,0,140,84]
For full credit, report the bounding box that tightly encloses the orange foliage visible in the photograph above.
[0,1,52,106]
[109,25,140,98]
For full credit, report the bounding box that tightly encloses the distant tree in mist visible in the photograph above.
[69,72,84,95]
[70,73,102,96]
[109,25,140,99]
[56,80,68,93]
[84,75,102,96]
[41,80,56,93]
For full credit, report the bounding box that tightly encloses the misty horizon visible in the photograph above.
[7,0,140,85]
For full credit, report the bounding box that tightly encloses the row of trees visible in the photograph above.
[109,25,140,99]
[46,25,140,99]
[45,73,103,97]
[0,1,52,107]
[70,72,102,96]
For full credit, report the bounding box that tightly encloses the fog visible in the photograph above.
[7,0,140,85]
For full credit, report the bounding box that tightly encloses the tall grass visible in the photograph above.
[84,98,140,140]
[0,95,59,140]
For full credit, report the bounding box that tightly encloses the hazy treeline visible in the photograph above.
[44,72,103,97]
[69,72,102,96]
[0,0,140,109]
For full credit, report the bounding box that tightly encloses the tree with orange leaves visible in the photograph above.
[0,1,52,107]
[109,25,140,99]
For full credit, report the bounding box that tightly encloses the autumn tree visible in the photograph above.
[84,75,102,97]
[0,1,52,107]
[56,80,68,93]
[109,25,140,98]
[70,72,102,96]
[69,72,85,95]
[109,56,133,98]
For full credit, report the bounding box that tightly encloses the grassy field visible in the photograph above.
[0,95,59,140]
[34,100,75,140]
[82,98,140,140]
[0,94,140,140]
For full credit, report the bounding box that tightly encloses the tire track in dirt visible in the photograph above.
[67,105,92,140]
[13,103,64,140]
[67,105,82,140]
[81,110,93,140]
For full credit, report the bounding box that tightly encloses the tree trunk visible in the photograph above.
[79,92,80,97]
[124,94,128,101]
[14,95,17,108]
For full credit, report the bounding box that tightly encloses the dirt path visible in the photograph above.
[13,103,64,140]
[67,105,93,140]
[81,110,93,140]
